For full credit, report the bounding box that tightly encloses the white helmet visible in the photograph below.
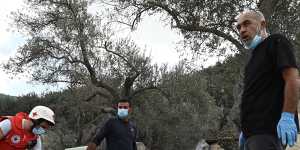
[29,106,55,125]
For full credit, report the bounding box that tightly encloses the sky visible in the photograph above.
[0,0,49,96]
[0,0,220,96]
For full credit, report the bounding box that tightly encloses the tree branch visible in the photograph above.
[146,1,245,51]
[85,91,111,102]
[42,79,84,85]
[63,1,120,100]
[37,39,86,64]
[131,86,170,99]
[103,42,139,73]
[130,6,152,30]
[122,72,141,97]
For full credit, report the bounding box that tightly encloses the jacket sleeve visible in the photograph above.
[92,119,111,146]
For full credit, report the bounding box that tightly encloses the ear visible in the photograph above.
[128,107,132,112]
[261,20,267,29]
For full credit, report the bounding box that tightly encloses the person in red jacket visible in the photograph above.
[0,105,55,150]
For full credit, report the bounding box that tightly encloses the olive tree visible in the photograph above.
[3,0,164,101]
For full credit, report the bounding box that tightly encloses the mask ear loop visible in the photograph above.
[257,22,269,38]
[256,25,261,37]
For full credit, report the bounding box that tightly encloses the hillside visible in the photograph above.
[0,93,16,101]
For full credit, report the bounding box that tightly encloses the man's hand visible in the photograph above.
[239,132,246,150]
[277,112,297,147]
[86,143,97,150]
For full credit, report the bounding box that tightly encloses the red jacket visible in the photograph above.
[0,112,37,150]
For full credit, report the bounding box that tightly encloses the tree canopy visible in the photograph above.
[105,0,300,56]
[3,0,164,101]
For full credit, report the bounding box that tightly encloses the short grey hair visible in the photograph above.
[236,9,266,22]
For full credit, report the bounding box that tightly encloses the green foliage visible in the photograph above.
[0,93,48,115]
[0,94,17,114]
[129,63,224,150]
[268,0,300,39]
[0,93,16,101]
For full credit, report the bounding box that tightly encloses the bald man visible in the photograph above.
[236,10,299,150]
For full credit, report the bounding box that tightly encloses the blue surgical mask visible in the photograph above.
[246,34,263,50]
[32,127,46,135]
[117,109,129,119]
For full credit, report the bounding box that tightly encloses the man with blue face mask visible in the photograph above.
[0,105,55,150]
[236,10,299,150]
[87,98,138,150]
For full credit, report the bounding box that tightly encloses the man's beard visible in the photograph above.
[243,39,252,47]
[243,27,261,48]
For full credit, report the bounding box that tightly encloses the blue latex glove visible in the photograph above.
[239,132,246,150]
[277,112,297,147]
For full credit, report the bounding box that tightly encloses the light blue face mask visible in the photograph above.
[246,34,263,50]
[117,109,129,119]
[32,127,46,135]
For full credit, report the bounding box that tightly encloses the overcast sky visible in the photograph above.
[0,0,219,96]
